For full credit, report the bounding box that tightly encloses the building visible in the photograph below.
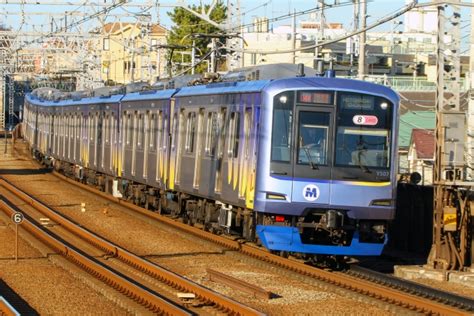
[241,19,346,69]
[407,129,435,185]
[398,111,435,175]
[98,22,167,85]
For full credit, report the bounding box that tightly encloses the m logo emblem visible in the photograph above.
[303,184,320,201]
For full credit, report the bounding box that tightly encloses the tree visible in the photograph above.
[166,3,227,74]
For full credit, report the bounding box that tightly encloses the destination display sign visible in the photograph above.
[341,94,374,110]
[298,91,333,105]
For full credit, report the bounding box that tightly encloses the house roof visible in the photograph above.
[411,129,435,159]
[399,111,435,148]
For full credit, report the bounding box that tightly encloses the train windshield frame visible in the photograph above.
[270,89,394,180]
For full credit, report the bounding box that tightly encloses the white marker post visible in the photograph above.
[11,212,24,264]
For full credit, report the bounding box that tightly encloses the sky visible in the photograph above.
[0,0,471,49]
[159,0,471,38]
[237,0,406,29]
[156,0,412,31]
[0,1,431,32]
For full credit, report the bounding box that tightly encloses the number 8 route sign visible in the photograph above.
[352,115,378,126]
[11,212,24,224]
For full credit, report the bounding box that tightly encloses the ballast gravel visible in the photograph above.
[0,216,130,315]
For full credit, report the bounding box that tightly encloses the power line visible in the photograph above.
[221,0,417,55]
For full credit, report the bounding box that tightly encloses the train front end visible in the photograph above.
[254,77,399,258]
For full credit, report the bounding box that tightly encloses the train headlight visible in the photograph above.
[370,199,393,206]
[380,102,388,110]
[279,95,288,104]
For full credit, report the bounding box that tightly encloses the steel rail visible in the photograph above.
[347,265,474,312]
[207,269,273,299]
[0,297,20,316]
[48,171,471,315]
[0,177,263,316]
[0,197,191,316]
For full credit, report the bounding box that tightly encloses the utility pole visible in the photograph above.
[350,0,360,69]
[468,1,474,183]
[358,0,366,80]
[292,9,296,64]
[427,0,472,271]
[190,40,196,75]
[226,0,242,70]
[8,74,14,129]
[211,38,217,73]
[467,0,474,269]
[314,1,325,69]
[320,1,325,44]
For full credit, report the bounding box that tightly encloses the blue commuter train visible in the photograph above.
[23,70,399,262]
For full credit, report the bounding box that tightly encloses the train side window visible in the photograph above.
[123,113,128,145]
[150,113,156,151]
[244,110,251,159]
[88,115,93,141]
[216,109,227,158]
[228,112,240,158]
[105,114,109,144]
[72,115,75,141]
[171,113,178,150]
[65,115,69,139]
[138,113,144,149]
[185,112,196,153]
[155,112,162,182]
[133,112,138,147]
[108,114,112,144]
[110,114,114,169]
[144,111,150,178]
[94,113,98,142]
[205,112,218,157]
[132,112,138,176]
[126,113,132,146]
[63,115,67,156]
[68,115,72,158]
[163,118,168,150]
[157,112,163,150]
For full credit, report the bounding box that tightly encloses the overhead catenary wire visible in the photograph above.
[17,1,128,51]
[221,0,417,55]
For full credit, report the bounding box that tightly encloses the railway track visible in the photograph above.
[0,279,37,316]
[346,265,474,312]
[0,297,20,316]
[0,177,263,316]
[49,170,473,315]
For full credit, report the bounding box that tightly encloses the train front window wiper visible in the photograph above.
[300,137,318,170]
[356,149,371,173]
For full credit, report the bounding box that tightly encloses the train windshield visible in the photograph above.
[335,93,392,169]
[271,92,294,163]
[297,112,329,166]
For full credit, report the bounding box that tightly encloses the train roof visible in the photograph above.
[174,76,399,105]
[26,75,399,107]
[26,93,124,106]
[121,89,175,102]
[265,77,400,105]
[174,80,270,97]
